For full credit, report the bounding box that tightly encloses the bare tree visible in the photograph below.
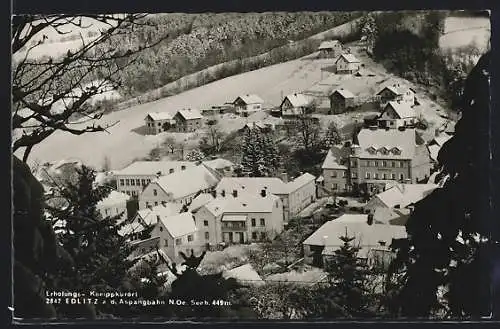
[290,114,325,153]
[12,14,168,162]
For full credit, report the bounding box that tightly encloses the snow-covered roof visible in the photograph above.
[318,40,341,50]
[286,173,316,193]
[372,183,438,209]
[384,101,415,119]
[234,94,264,105]
[159,212,197,238]
[176,108,203,120]
[216,177,287,196]
[202,158,234,170]
[97,190,130,207]
[154,165,220,199]
[115,161,195,176]
[336,53,360,63]
[188,193,215,212]
[331,88,355,99]
[303,214,407,258]
[146,112,174,121]
[357,128,417,159]
[321,146,349,170]
[282,93,312,108]
[203,193,280,216]
[223,263,264,286]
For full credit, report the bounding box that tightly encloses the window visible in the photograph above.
[251,218,256,227]
[204,220,209,227]
[383,173,387,180]
[154,201,158,206]
[158,122,161,126]
[132,191,137,196]
[188,235,193,242]
[366,172,371,179]
[105,209,109,215]
[125,179,130,186]
[260,232,267,241]
[153,189,157,196]
[141,179,146,186]
[391,173,396,180]
[176,238,182,245]
[147,179,151,183]
[146,202,149,207]
[260,218,265,226]
[131,179,135,186]
[181,165,186,170]
[398,161,403,168]
[169,168,174,174]
[126,191,130,196]
[332,171,337,178]
[374,161,378,167]
[400,173,405,181]
[332,183,338,190]
[252,232,257,240]
[205,232,209,240]
[342,171,346,178]
[374,173,379,179]
[351,172,357,178]
[164,239,168,246]
[159,226,163,232]
[391,161,396,168]
[120,179,124,186]
[136,179,140,185]
[382,161,387,167]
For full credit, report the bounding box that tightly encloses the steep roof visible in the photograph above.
[97,190,130,207]
[282,93,311,108]
[373,183,438,209]
[146,112,174,121]
[115,161,195,176]
[154,165,220,199]
[336,53,360,63]
[373,207,410,225]
[139,203,183,226]
[286,173,316,193]
[176,108,203,120]
[303,214,407,258]
[234,94,264,105]
[357,128,417,159]
[202,158,234,170]
[429,134,452,147]
[318,40,341,50]
[331,88,355,99]
[321,146,349,170]
[188,193,215,212]
[158,212,197,238]
[384,101,415,119]
[223,264,264,286]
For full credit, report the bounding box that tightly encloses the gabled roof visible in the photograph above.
[336,53,360,64]
[202,158,234,171]
[282,93,311,108]
[322,146,349,170]
[373,183,438,209]
[115,161,195,176]
[330,88,355,99]
[97,190,130,207]
[223,263,264,286]
[357,128,417,159]
[286,173,316,193]
[303,214,407,258]
[216,177,287,196]
[373,207,410,226]
[176,109,203,120]
[158,212,197,238]
[384,101,415,119]
[233,94,264,105]
[154,165,220,199]
[188,193,215,212]
[138,203,183,226]
[318,40,341,50]
[429,134,452,147]
[377,81,415,96]
[146,112,174,121]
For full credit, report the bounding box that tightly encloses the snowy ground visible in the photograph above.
[439,16,490,51]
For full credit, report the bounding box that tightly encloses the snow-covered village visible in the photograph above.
[11,10,494,321]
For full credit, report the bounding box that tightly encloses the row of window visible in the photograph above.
[252,231,267,241]
[365,172,405,180]
[124,190,139,196]
[147,122,163,127]
[351,160,406,168]
[251,218,266,227]
[119,178,151,187]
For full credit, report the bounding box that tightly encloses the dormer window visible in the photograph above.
[391,147,402,155]
[379,147,389,155]
[367,146,377,154]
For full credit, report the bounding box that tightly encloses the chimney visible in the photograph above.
[378,240,386,247]
[367,214,374,225]
[260,189,267,197]
[156,171,162,177]
[232,190,238,198]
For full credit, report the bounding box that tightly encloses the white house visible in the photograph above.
[364,183,438,214]
[377,101,417,129]
[114,161,195,197]
[280,93,313,118]
[96,190,131,221]
[377,83,416,107]
[335,54,361,74]
[202,158,235,177]
[193,192,284,246]
[302,214,407,268]
[138,164,221,209]
[144,112,176,135]
[232,94,264,117]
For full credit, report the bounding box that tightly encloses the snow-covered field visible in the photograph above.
[439,16,490,51]
[21,54,333,169]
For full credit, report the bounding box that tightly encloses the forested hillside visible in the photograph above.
[99,12,362,97]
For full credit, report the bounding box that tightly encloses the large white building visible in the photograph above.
[114,161,196,197]
[96,190,131,221]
